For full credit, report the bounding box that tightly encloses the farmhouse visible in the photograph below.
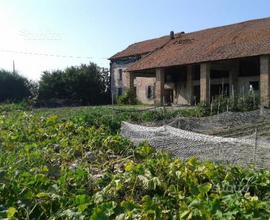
[109,17,270,107]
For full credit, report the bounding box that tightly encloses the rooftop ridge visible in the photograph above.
[111,17,270,62]
[127,16,270,71]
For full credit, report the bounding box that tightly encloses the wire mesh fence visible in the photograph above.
[121,110,270,169]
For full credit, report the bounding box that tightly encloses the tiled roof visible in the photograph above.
[127,17,270,72]
[109,34,174,60]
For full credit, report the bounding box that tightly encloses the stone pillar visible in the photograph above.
[200,63,210,103]
[229,62,239,98]
[186,65,193,105]
[260,55,270,107]
[155,68,165,105]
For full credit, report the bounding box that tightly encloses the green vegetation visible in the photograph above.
[0,62,110,107]
[0,70,37,103]
[1,105,270,219]
[38,63,110,107]
[206,93,260,115]
[34,106,206,133]
[117,90,138,105]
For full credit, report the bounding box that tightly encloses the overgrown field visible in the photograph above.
[1,105,270,219]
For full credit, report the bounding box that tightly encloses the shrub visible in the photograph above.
[235,93,259,111]
[201,93,260,115]
[197,102,211,116]
[117,89,137,105]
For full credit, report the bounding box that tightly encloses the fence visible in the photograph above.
[121,118,270,169]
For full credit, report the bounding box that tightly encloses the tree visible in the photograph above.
[0,69,33,102]
[38,63,110,106]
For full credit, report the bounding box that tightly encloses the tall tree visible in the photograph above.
[38,63,110,106]
[0,70,32,102]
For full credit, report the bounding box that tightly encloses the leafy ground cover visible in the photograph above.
[0,105,270,219]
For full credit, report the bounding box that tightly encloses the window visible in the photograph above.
[134,86,137,97]
[147,86,154,99]
[117,88,123,96]
[119,69,123,81]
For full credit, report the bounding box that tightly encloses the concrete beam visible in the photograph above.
[155,68,165,105]
[133,72,155,78]
[200,63,210,103]
[260,55,270,107]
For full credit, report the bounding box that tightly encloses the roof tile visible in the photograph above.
[127,17,270,71]
[109,35,173,60]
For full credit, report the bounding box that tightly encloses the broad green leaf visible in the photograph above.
[199,183,212,194]
[36,192,50,199]
[180,210,191,219]
[7,207,17,218]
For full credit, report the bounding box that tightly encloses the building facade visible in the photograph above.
[109,35,171,104]
[110,17,270,107]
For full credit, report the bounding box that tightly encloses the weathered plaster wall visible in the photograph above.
[135,77,156,105]
[110,62,128,103]
[175,82,190,105]
[111,60,155,105]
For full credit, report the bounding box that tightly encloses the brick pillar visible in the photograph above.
[229,62,239,98]
[155,68,165,105]
[186,65,193,105]
[126,71,135,93]
[260,55,270,107]
[200,63,210,103]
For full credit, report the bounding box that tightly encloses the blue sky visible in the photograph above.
[0,0,269,80]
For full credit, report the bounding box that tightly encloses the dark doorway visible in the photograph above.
[164,89,173,105]
[210,84,229,100]
[193,86,200,105]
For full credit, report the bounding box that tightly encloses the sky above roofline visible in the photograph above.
[0,0,269,81]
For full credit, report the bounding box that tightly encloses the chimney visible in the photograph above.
[170,31,175,39]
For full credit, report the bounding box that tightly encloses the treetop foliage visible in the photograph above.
[38,63,110,106]
[0,69,34,102]
[0,62,111,106]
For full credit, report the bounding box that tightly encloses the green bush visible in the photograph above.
[201,93,260,115]
[235,93,259,112]
[197,102,211,116]
[117,89,137,105]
